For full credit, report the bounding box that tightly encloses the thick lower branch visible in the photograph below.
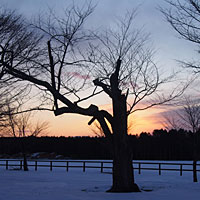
[96,116,112,139]
[88,110,113,139]
[54,104,99,116]
[4,63,94,115]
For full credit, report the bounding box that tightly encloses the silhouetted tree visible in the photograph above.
[0,5,186,192]
[0,100,49,170]
[162,97,200,182]
[160,0,200,73]
[160,1,200,181]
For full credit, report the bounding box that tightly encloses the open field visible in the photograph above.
[0,160,200,200]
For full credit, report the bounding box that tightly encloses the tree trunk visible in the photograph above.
[107,93,140,192]
[107,134,140,192]
[23,153,28,171]
[20,138,29,171]
[193,160,197,182]
[192,132,198,182]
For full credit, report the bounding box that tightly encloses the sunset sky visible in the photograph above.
[0,0,198,137]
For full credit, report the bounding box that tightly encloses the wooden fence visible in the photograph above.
[0,159,199,176]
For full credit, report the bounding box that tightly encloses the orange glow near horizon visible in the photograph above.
[128,107,165,135]
[35,105,165,137]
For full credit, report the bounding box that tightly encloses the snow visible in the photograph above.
[0,161,200,200]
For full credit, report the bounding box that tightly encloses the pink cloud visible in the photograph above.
[67,72,91,80]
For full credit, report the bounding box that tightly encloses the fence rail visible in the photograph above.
[0,159,199,176]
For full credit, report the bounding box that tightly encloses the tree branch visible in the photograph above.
[47,40,58,109]
[93,78,112,98]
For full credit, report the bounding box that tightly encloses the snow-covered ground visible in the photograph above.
[0,162,199,200]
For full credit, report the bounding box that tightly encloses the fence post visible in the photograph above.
[138,163,141,174]
[83,161,85,172]
[6,160,8,170]
[20,160,23,170]
[159,163,161,175]
[50,161,52,171]
[101,162,103,173]
[35,161,37,171]
[66,161,69,172]
[180,164,183,176]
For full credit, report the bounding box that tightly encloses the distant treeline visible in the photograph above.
[0,129,199,160]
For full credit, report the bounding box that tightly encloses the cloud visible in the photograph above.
[67,72,91,80]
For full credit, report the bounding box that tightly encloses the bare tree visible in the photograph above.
[0,106,49,138]
[0,100,49,171]
[29,121,49,137]
[162,111,181,131]
[0,5,186,192]
[162,96,200,182]
[160,1,200,182]
[0,104,49,138]
[180,98,200,183]
[0,7,43,108]
[160,0,200,72]
[86,11,185,192]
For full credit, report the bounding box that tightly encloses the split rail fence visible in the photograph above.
[0,159,200,176]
